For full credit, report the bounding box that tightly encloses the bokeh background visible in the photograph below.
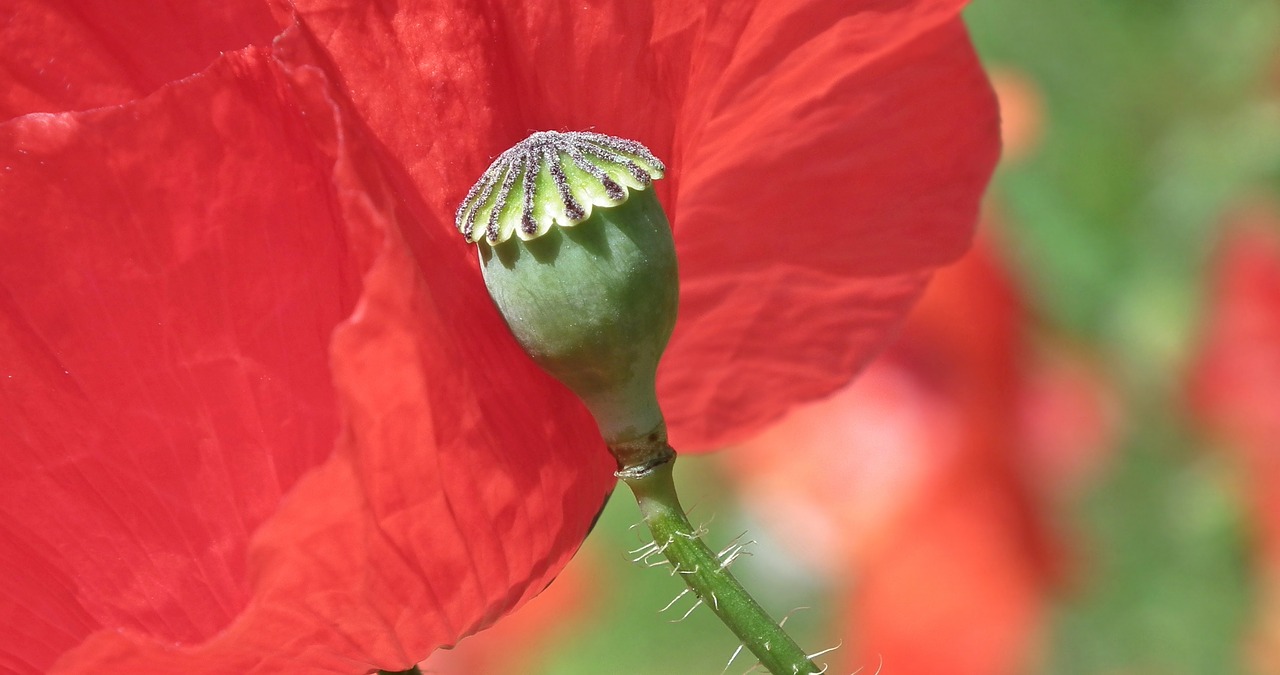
[424,1,1280,673]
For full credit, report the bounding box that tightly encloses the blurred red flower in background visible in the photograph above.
[724,68,1115,675]
[0,0,996,672]
[1190,203,1280,673]
[725,236,1118,675]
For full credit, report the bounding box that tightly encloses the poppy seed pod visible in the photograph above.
[456,131,678,466]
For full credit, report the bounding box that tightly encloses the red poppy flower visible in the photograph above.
[1189,204,1280,670]
[726,239,1116,675]
[0,0,997,672]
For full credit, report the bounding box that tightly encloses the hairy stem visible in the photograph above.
[620,457,822,675]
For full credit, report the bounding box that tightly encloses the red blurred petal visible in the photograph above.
[1191,208,1280,560]
[1018,348,1118,493]
[1190,205,1280,672]
[1,0,281,119]
[851,247,1061,675]
[724,357,961,573]
[726,241,1060,675]
[1,30,612,673]
[850,479,1045,675]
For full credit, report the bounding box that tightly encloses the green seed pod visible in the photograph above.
[456,131,678,468]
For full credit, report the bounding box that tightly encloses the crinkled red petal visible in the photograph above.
[0,33,611,674]
[1,0,280,119]
[279,0,997,452]
[4,0,998,670]
[659,4,999,450]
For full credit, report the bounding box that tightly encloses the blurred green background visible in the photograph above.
[427,2,1280,673]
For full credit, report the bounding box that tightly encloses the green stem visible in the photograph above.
[376,666,421,675]
[620,458,821,675]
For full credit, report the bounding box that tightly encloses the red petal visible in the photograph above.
[1191,207,1280,563]
[1,31,611,673]
[0,46,356,672]
[276,0,996,452]
[272,0,679,258]
[5,0,999,668]
[1,0,280,119]
[660,3,999,450]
